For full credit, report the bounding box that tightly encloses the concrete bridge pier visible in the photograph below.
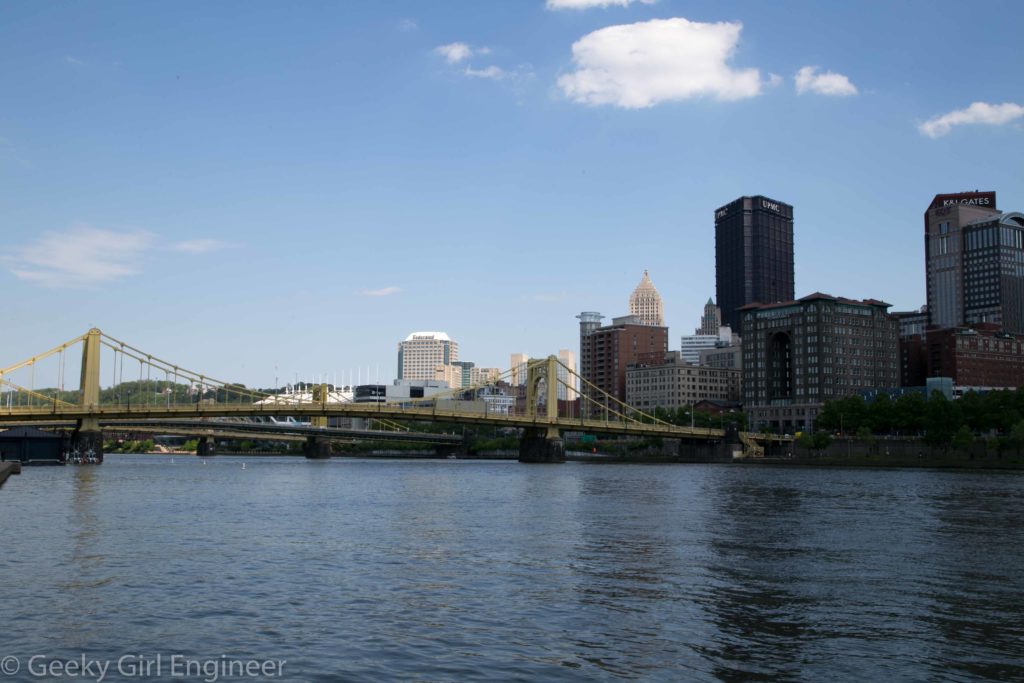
[196,437,215,457]
[518,428,565,464]
[69,420,104,464]
[434,443,463,459]
[678,423,741,463]
[303,436,331,460]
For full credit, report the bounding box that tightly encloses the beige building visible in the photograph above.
[626,351,740,410]
[629,270,665,326]
[557,348,578,401]
[510,353,529,386]
[432,362,461,389]
[398,332,458,383]
[470,366,501,386]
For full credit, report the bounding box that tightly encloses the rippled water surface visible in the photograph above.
[3,456,1024,681]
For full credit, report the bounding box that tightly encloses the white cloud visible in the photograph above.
[464,65,507,80]
[398,18,418,32]
[172,238,230,254]
[767,73,782,88]
[557,18,764,109]
[361,286,401,297]
[794,66,857,96]
[918,101,1024,139]
[65,55,84,66]
[9,225,154,288]
[435,42,474,64]
[547,0,655,9]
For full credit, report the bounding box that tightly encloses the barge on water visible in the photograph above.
[0,426,65,466]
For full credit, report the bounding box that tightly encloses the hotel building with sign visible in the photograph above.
[924,191,1024,334]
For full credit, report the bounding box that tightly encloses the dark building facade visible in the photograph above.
[892,306,928,338]
[578,313,668,416]
[925,191,1024,334]
[903,324,1024,390]
[741,293,899,433]
[715,195,795,332]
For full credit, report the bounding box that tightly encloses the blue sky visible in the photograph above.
[1,0,1022,388]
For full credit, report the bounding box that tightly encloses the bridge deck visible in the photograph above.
[0,403,725,440]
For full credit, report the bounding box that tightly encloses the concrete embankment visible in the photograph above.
[0,461,22,488]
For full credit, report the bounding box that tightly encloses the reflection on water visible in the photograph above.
[2,458,1023,681]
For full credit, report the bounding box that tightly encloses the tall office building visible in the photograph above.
[924,191,1024,334]
[397,332,458,383]
[714,196,795,331]
[628,271,665,326]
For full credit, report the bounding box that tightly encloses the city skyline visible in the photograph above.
[2,1,1022,386]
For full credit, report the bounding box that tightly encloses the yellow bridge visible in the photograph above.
[0,329,780,463]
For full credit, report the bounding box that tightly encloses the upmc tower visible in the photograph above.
[714,195,795,331]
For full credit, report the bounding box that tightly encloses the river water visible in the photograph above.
[2,456,1023,681]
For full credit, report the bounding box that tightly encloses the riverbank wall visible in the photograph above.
[746,436,1024,469]
[0,461,22,488]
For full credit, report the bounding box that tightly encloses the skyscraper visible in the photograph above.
[628,270,665,326]
[923,191,1024,334]
[697,297,721,335]
[714,196,795,331]
[397,332,458,382]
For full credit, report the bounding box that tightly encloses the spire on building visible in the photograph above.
[698,297,722,335]
[629,270,665,326]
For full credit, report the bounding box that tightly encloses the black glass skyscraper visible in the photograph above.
[714,195,795,331]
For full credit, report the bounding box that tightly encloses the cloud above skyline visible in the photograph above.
[918,101,1024,138]
[794,66,858,96]
[557,18,764,108]
[464,65,507,80]
[8,225,154,288]
[172,238,230,254]
[546,0,656,9]
[435,42,488,65]
[361,286,402,297]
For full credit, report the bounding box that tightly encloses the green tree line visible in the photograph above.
[816,389,1024,448]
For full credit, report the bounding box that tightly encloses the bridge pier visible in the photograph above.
[303,436,331,460]
[434,443,463,459]
[677,422,741,462]
[518,428,565,464]
[196,437,215,457]
[67,424,104,465]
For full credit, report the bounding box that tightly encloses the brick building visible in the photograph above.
[906,324,1024,390]
[577,313,668,416]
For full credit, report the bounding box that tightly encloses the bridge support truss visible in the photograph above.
[68,329,104,464]
[519,356,565,463]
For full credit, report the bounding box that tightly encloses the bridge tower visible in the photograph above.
[519,355,565,463]
[72,328,104,463]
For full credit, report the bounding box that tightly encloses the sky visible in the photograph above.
[1,0,1022,389]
